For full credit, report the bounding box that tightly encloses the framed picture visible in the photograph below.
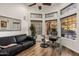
[1,21,7,27]
[0,16,21,31]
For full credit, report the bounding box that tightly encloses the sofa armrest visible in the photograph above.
[0,47,4,49]
[26,36,36,42]
[0,48,8,56]
[0,48,2,50]
[0,51,9,56]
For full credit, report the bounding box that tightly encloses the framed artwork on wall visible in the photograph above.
[1,21,7,27]
[0,16,21,31]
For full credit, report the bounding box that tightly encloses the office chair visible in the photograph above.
[40,35,49,48]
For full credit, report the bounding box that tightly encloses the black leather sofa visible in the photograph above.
[0,34,36,56]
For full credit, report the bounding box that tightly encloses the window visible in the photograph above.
[30,13,42,18]
[45,12,57,18]
[45,20,57,35]
[31,20,42,35]
[61,3,76,15]
[61,14,76,40]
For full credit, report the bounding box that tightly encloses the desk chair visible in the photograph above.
[40,35,49,48]
[49,36,58,48]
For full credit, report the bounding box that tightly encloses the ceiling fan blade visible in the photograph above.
[29,3,36,7]
[42,3,51,6]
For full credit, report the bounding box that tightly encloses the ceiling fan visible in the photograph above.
[28,3,52,10]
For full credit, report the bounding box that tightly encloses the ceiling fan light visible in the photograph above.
[38,6,42,10]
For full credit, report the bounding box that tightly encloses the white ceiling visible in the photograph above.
[25,3,61,7]
[24,3,62,13]
[24,3,61,11]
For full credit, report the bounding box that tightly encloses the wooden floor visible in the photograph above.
[17,42,79,56]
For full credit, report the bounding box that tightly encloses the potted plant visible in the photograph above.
[30,24,36,36]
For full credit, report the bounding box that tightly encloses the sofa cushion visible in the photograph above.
[0,50,9,56]
[0,36,16,46]
[15,34,27,43]
[0,44,17,48]
[0,44,22,56]
[20,41,34,47]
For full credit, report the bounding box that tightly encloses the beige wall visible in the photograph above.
[0,3,28,37]
[0,3,79,53]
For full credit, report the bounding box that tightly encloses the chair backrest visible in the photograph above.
[41,35,45,43]
[0,36,16,46]
[49,34,58,41]
[15,34,27,43]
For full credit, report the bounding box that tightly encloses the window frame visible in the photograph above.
[31,20,42,35]
[61,13,77,40]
